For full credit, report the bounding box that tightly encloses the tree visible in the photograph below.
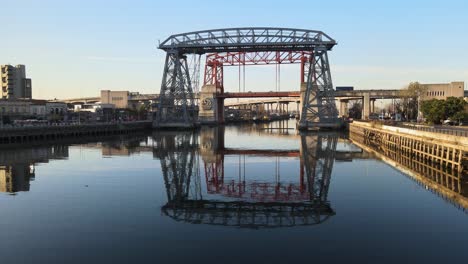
[452,111,468,123]
[400,82,428,120]
[444,97,466,120]
[421,99,445,124]
[348,101,362,119]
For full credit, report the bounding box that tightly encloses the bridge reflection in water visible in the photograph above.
[153,127,341,228]
[1,126,466,217]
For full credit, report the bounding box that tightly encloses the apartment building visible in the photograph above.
[1,64,32,99]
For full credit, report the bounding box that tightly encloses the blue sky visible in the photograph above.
[1,0,467,99]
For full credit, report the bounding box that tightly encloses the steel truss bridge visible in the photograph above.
[155,27,340,129]
[153,128,343,228]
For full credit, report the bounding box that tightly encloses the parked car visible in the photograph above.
[443,119,458,126]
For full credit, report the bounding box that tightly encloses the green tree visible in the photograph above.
[452,111,468,123]
[348,101,362,119]
[421,99,445,124]
[444,97,466,120]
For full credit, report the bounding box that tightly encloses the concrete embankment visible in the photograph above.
[350,121,468,147]
[349,121,468,210]
[0,121,152,147]
[350,121,467,171]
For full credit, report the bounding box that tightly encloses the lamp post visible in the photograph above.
[381,96,384,119]
[417,90,422,123]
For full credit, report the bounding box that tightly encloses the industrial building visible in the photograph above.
[422,81,464,100]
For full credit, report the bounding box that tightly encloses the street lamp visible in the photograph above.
[381,96,384,119]
[417,90,422,123]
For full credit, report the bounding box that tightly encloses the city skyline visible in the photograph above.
[2,0,468,99]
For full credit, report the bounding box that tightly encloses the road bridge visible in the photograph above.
[61,97,100,104]
[223,89,401,118]
[61,94,160,105]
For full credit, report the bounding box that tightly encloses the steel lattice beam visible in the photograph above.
[159,27,336,54]
[203,51,312,91]
[205,51,312,66]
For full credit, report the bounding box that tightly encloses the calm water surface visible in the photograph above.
[0,120,467,263]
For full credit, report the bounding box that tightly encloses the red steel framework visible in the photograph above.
[204,149,308,202]
[203,51,313,91]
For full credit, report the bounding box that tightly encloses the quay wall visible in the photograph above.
[349,121,467,175]
[350,136,468,210]
[0,121,152,146]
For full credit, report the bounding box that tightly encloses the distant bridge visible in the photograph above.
[60,88,401,119]
[61,97,100,104]
[61,94,159,104]
[222,89,399,99]
[224,89,401,118]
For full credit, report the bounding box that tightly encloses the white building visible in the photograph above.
[46,101,67,116]
[74,103,115,113]
[30,101,47,118]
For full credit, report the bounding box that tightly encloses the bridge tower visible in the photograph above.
[199,60,225,124]
[154,51,197,128]
[299,49,340,130]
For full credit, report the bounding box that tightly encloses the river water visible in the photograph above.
[0,120,467,263]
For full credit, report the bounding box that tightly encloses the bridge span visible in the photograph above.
[223,89,400,118]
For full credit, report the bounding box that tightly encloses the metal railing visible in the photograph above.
[395,123,468,137]
[0,120,151,131]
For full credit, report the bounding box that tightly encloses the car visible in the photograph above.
[443,119,460,126]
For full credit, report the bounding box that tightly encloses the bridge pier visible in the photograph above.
[298,82,308,121]
[362,93,370,120]
[199,85,224,125]
[339,100,348,117]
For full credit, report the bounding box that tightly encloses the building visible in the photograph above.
[101,90,131,109]
[30,100,47,118]
[0,100,31,120]
[100,90,158,110]
[0,99,70,124]
[75,103,115,113]
[74,103,115,121]
[422,81,464,100]
[1,64,32,99]
[46,101,67,116]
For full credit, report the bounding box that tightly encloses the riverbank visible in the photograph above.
[0,121,152,147]
[350,121,468,174]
